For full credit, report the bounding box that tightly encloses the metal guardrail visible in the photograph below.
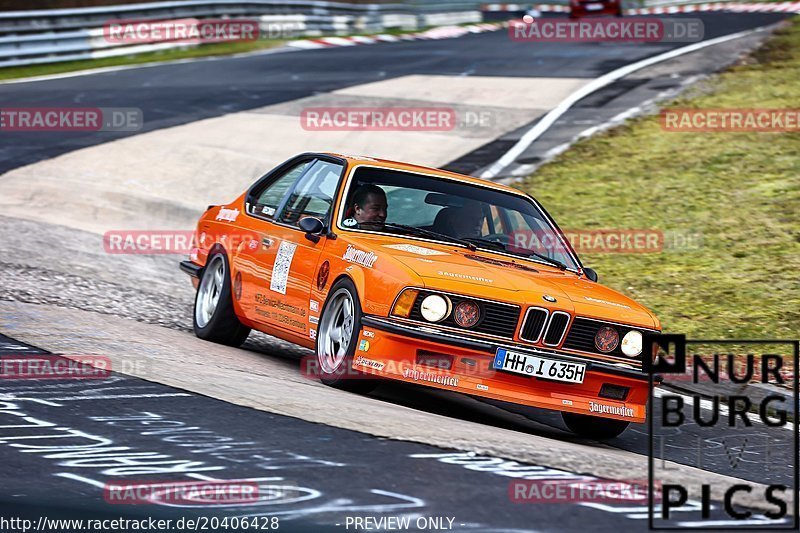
[0,1,484,68]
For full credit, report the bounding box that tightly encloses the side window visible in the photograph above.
[278,160,344,225]
[251,160,313,217]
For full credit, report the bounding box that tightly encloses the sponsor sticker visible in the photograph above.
[309,328,317,340]
[316,261,330,290]
[588,401,634,418]
[270,241,297,295]
[584,296,631,309]
[309,316,319,325]
[403,367,458,387]
[358,340,370,352]
[383,243,449,256]
[343,245,378,268]
[215,207,240,223]
[354,356,385,371]
[477,384,489,391]
[310,299,320,312]
[437,271,493,284]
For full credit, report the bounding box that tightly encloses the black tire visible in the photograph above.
[315,278,377,393]
[562,412,630,439]
[193,252,250,347]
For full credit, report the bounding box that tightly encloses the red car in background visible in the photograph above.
[569,0,624,18]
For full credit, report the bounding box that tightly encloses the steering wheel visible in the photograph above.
[482,233,511,246]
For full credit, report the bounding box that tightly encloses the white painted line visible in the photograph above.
[43,393,193,400]
[479,25,772,179]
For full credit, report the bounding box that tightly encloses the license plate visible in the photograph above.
[585,3,604,10]
[493,348,586,384]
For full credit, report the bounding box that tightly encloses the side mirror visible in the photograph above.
[583,267,598,283]
[299,217,325,243]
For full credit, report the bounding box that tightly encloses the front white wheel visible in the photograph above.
[316,278,376,393]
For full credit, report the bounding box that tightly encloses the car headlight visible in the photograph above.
[595,326,619,353]
[621,330,643,357]
[420,294,451,322]
[453,300,481,327]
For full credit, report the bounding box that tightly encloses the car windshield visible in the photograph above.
[339,167,580,271]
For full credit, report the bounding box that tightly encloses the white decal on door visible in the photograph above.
[270,241,297,295]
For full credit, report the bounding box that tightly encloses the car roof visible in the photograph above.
[320,152,527,197]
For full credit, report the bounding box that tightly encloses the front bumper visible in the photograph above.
[358,316,652,423]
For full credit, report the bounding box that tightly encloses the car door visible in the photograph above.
[266,158,345,340]
[232,157,314,328]
[236,156,345,339]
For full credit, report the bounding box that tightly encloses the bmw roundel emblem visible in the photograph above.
[542,295,557,303]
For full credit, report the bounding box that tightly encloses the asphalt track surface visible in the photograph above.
[0,10,797,532]
[0,335,793,531]
[0,12,790,174]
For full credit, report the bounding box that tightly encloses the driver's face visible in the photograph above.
[354,193,388,224]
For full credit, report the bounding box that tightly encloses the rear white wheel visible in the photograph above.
[193,252,250,347]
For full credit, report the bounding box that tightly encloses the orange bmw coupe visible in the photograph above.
[180,152,661,438]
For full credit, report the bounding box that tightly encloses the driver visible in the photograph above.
[343,184,387,230]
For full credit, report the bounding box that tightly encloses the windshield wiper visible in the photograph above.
[462,237,567,271]
[518,249,567,271]
[382,223,476,251]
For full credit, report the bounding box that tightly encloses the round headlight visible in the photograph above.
[420,294,451,322]
[595,326,619,353]
[621,330,643,357]
[454,300,481,327]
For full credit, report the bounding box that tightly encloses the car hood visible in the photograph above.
[380,243,657,328]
